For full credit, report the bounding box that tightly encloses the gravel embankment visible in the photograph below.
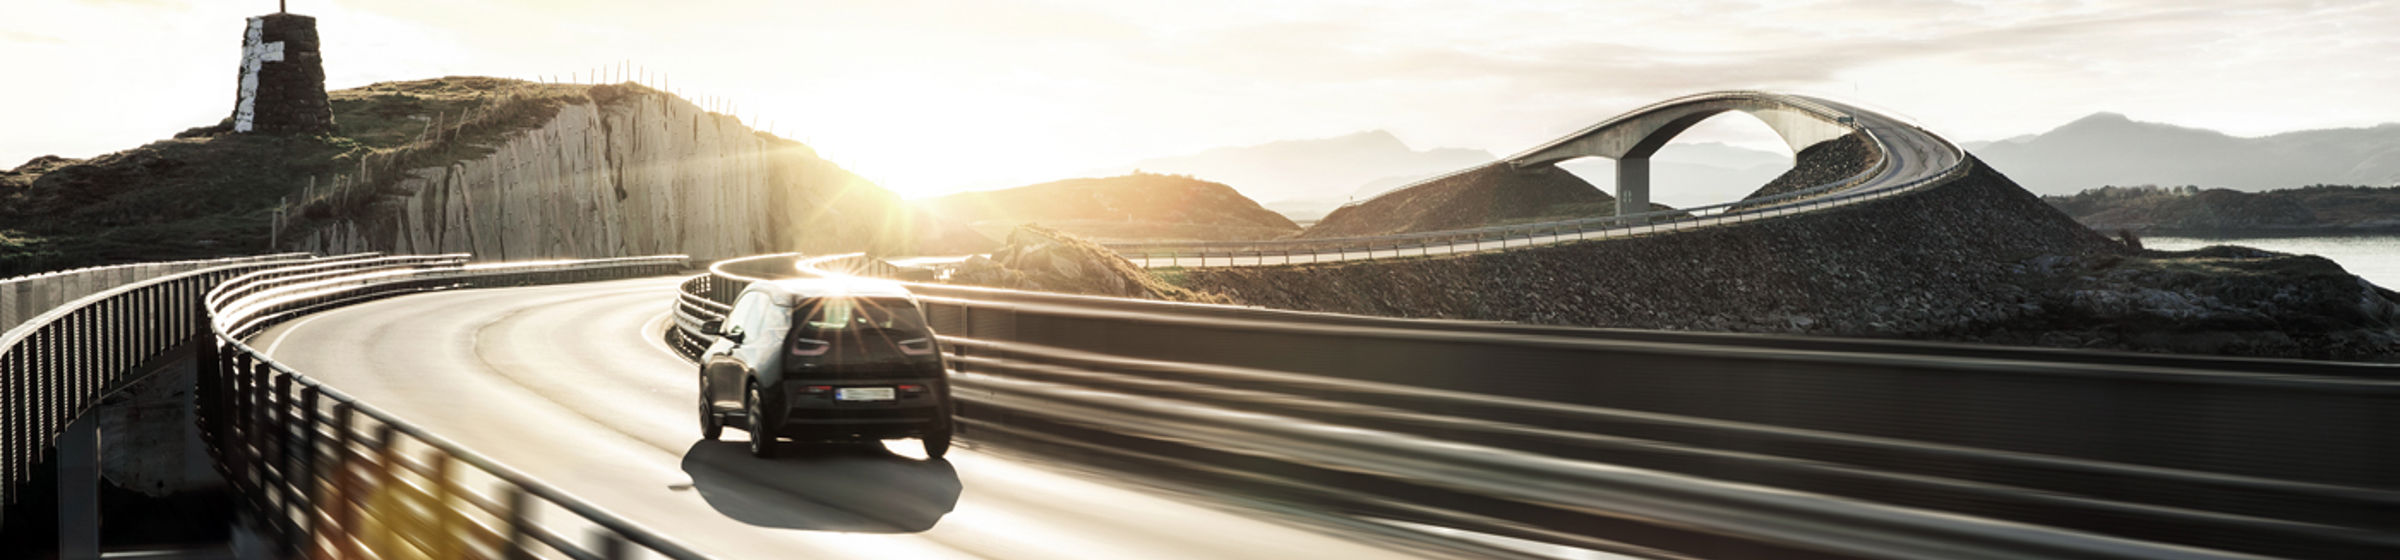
[1184,158,2400,361]
[1738,133,1875,203]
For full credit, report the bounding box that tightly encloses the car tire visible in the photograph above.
[698,372,723,442]
[746,381,778,459]
[923,416,952,460]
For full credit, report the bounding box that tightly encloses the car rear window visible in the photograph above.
[788,297,936,362]
[795,297,929,337]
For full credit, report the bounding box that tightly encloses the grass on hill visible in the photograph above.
[0,77,599,275]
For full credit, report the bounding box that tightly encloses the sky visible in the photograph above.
[4,0,2396,198]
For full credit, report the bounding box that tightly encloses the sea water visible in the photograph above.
[2143,235,2400,290]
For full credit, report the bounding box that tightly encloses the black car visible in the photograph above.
[697,279,952,459]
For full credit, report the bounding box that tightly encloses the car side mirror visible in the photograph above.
[700,320,723,335]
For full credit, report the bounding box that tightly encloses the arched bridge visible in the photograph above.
[1103,91,1966,267]
[1503,91,1866,218]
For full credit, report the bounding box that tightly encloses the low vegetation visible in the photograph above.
[0,77,594,276]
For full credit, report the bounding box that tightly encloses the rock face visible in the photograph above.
[1738,133,1875,202]
[1961,246,2400,358]
[299,85,981,260]
[927,172,1299,242]
[945,226,1227,302]
[1184,158,2400,361]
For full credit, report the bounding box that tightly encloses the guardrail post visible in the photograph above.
[327,402,360,559]
[369,423,399,558]
[295,385,322,557]
[594,530,631,560]
[269,373,302,554]
[261,364,290,551]
[429,452,463,559]
[229,352,255,494]
[3,346,20,505]
[501,487,534,560]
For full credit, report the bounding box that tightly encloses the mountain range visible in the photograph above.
[1098,130,1495,221]
[1965,113,2400,195]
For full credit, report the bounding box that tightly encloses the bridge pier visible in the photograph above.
[57,416,98,560]
[1615,157,1650,222]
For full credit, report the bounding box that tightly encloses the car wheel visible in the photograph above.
[923,416,952,460]
[698,372,723,441]
[746,381,778,459]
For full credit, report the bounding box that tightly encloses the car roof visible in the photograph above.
[741,278,916,305]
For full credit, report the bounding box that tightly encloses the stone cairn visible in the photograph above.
[230,11,333,134]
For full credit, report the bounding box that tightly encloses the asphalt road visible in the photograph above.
[249,276,1442,559]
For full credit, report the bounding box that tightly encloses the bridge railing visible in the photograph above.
[200,254,701,559]
[2,253,312,331]
[2,254,322,508]
[696,252,2400,558]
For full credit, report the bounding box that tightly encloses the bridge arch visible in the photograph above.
[1505,92,1865,218]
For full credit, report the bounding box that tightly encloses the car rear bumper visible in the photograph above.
[767,377,948,439]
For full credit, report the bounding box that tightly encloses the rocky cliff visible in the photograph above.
[299,82,985,260]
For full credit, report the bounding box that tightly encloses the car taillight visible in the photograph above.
[790,337,830,356]
[897,384,926,393]
[897,337,935,356]
[804,385,833,394]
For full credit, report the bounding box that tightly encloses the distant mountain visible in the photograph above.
[925,172,1300,242]
[1970,113,2400,195]
[1104,131,1494,220]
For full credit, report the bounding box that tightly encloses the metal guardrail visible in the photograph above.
[2,253,319,507]
[2,253,311,330]
[199,254,701,559]
[1104,93,1963,268]
[693,252,2400,558]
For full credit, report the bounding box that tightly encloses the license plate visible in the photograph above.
[835,387,896,402]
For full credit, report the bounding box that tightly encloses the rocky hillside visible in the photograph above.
[2043,184,2400,234]
[292,79,988,259]
[1184,159,2400,361]
[0,77,985,275]
[1739,133,1876,201]
[1300,163,1645,238]
[926,173,1299,242]
[941,225,1227,303]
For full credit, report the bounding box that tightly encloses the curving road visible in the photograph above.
[1130,97,1962,268]
[248,276,1451,559]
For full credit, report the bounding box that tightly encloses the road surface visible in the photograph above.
[250,276,1448,559]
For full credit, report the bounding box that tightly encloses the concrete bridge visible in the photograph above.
[1105,91,1962,268]
[1502,91,1862,219]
